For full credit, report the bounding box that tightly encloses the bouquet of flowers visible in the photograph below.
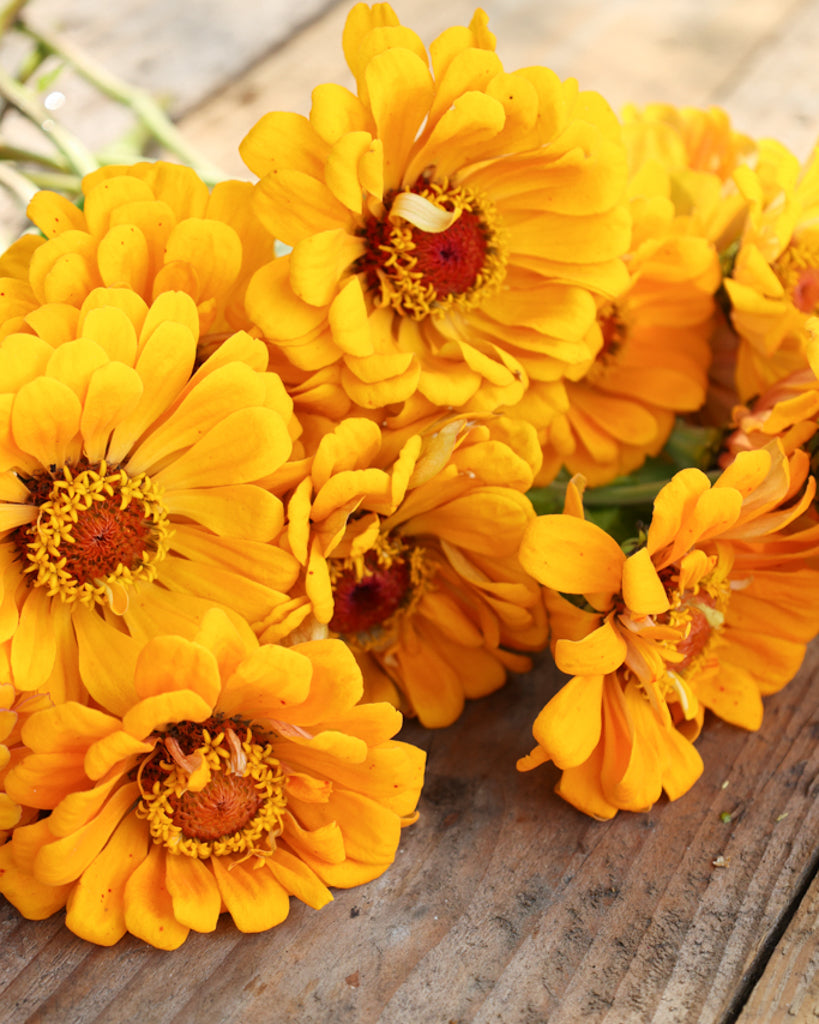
[1,1,819,950]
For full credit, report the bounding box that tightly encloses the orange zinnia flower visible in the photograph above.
[518,441,819,817]
[241,3,630,424]
[0,608,425,948]
[281,416,548,727]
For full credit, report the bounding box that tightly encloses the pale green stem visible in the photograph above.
[0,159,38,206]
[0,65,98,175]
[20,22,227,185]
[0,141,70,171]
[0,0,29,36]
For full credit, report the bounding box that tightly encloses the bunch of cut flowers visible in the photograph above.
[1,1,819,949]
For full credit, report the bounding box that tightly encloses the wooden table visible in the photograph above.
[2,1,819,1021]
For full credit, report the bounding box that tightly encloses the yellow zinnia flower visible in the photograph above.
[0,161,275,354]
[0,288,301,695]
[281,416,548,728]
[534,192,719,486]
[722,142,819,399]
[517,441,819,818]
[0,608,425,948]
[241,3,630,424]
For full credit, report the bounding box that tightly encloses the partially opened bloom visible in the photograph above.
[0,161,275,353]
[0,609,425,947]
[282,416,548,727]
[241,3,630,424]
[0,288,301,695]
[517,441,819,817]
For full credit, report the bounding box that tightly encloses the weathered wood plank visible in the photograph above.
[3,646,819,1024]
[735,860,819,1020]
[179,0,819,179]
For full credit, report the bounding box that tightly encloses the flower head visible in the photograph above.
[281,415,548,727]
[0,287,302,694]
[0,162,275,353]
[535,191,719,486]
[518,441,819,817]
[722,142,819,399]
[241,3,630,424]
[0,609,425,948]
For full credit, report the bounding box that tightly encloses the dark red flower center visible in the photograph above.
[330,550,412,636]
[409,210,488,297]
[62,494,155,585]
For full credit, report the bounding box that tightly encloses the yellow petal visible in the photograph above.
[622,547,670,615]
[152,407,292,489]
[122,690,212,739]
[34,781,139,885]
[519,513,625,594]
[133,634,221,706]
[11,377,81,468]
[165,852,221,933]
[555,618,627,676]
[211,854,290,932]
[530,673,605,767]
[65,812,148,946]
[123,841,189,949]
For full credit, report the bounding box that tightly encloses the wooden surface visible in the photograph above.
[3,1,819,1022]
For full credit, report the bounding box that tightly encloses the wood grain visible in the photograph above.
[3,645,819,1024]
[736,871,819,1022]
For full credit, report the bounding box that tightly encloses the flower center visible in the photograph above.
[356,178,507,320]
[329,535,430,649]
[11,461,170,612]
[586,302,628,383]
[136,716,287,861]
[774,244,819,313]
[661,575,729,676]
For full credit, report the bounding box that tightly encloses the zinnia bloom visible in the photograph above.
[282,415,548,727]
[517,441,819,818]
[0,287,301,695]
[534,192,719,486]
[0,161,275,354]
[722,142,819,399]
[0,608,425,947]
[241,3,630,424]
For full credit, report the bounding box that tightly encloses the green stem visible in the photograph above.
[528,469,722,514]
[0,65,98,175]
[0,0,29,35]
[19,22,227,185]
[0,159,38,207]
[0,141,70,171]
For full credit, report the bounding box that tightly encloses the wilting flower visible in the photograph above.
[0,609,425,947]
[0,287,301,695]
[517,441,819,817]
[535,191,719,486]
[0,161,275,354]
[281,415,548,727]
[241,3,630,425]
